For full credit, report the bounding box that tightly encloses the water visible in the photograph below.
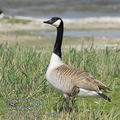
[1,0,120,39]
[46,30,120,39]
[1,0,120,18]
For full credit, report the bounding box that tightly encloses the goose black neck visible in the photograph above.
[53,21,64,58]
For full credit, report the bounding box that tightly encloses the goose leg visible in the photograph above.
[54,95,72,112]
[68,86,79,112]
[59,87,79,112]
[63,94,73,112]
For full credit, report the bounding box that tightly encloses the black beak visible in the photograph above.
[43,19,52,24]
[43,20,49,24]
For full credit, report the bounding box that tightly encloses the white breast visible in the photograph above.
[46,53,65,91]
[47,53,63,70]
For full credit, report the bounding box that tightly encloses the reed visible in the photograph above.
[0,44,119,120]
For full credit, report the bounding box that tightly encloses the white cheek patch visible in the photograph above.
[53,20,61,27]
[0,13,4,19]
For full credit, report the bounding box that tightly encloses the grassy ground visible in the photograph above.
[0,17,120,119]
[0,43,119,120]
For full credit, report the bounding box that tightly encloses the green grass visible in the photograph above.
[0,43,120,120]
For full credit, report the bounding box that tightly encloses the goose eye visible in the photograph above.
[52,18,56,21]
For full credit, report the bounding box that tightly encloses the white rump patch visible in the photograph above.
[53,19,61,27]
[78,88,100,97]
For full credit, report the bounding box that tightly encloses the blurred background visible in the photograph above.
[0,1,120,119]
[0,0,120,47]
[1,0,120,18]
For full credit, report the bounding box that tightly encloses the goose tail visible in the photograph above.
[98,92,111,102]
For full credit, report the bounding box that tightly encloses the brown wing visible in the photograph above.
[55,64,110,92]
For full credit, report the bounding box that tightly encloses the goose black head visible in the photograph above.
[43,17,62,28]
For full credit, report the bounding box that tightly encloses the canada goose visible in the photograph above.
[43,17,111,111]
